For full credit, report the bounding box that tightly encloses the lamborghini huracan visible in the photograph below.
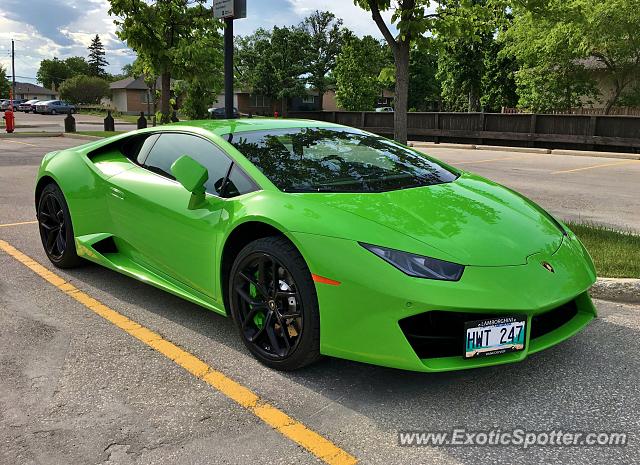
[35,119,597,371]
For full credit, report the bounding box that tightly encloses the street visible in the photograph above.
[1,136,639,465]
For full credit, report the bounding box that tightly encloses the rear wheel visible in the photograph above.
[37,183,82,268]
[51,110,57,115]
[229,237,321,370]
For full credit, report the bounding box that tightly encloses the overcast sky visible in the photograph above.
[0,0,393,86]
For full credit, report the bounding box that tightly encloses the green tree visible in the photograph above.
[480,39,518,112]
[237,26,309,116]
[59,75,111,104]
[36,57,90,90]
[502,0,605,112]
[301,11,346,110]
[334,35,387,110]
[109,0,222,122]
[408,38,440,111]
[0,65,10,99]
[88,34,109,76]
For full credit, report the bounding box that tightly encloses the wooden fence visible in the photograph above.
[286,111,640,152]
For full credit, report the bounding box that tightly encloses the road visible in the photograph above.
[1,137,639,465]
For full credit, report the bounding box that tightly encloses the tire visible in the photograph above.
[51,110,57,115]
[228,236,321,370]
[37,183,82,269]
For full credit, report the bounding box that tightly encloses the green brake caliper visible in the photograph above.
[249,280,265,329]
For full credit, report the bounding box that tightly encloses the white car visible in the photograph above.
[375,106,394,112]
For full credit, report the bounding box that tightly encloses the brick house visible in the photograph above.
[109,76,171,115]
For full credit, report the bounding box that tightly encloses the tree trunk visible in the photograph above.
[605,82,623,115]
[160,71,171,124]
[281,96,287,117]
[393,40,410,145]
[317,86,325,111]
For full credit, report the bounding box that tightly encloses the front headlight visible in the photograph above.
[360,243,464,281]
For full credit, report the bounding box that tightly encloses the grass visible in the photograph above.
[568,222,640,278]
[74,130,127,137]
[78,110,140,124]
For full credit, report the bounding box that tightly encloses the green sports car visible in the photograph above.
[35,119,597,372]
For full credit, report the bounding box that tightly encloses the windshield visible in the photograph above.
[226,127,458,193]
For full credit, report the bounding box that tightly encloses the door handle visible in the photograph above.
[110,187,125,200]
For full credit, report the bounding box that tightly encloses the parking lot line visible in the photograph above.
[1,139,39,147]
[0,220,38,228]
[0,239,358,465]
[551,160,637,174]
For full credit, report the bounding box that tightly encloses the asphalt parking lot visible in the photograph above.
[1,136,639,465]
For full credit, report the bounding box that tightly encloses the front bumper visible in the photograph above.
[291,231,597,372]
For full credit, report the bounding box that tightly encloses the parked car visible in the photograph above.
[208,106,239,119]
[375,106,394,112]
[1,99,26,111]
[34,100,76,115]
[18,99,41,113]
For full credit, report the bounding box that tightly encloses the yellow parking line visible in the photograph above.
[456,155,524,165]
[0,239,357,465]
[551,160,637,174]
[1,139,39,147]
[0,220,38,228]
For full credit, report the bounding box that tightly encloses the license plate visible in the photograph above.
[464,317,526,358]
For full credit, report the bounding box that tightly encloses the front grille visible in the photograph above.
[399,300,579,359]
[399,310,500,359]
[530,300,578,339]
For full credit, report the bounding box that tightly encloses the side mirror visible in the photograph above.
[171,155,209,209]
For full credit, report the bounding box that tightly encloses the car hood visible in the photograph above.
[296,173,564,266]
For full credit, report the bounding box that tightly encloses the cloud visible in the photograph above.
[0,0,402,85]
[287,0,396,37]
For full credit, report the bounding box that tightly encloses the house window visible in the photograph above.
[141,91,152,104]
[301,96,315,104]
[250,94,270,108]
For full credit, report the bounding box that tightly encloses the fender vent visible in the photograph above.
[92,236,118,254]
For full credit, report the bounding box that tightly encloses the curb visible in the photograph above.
[0,132,63,138]
[411,141,640,160]
[591,278,640,304]
[62,133,104,141]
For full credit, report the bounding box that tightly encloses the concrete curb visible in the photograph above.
[411,141,640,160]
[1,132,63,138]
[591,278,640,304]
[62,133,104,141]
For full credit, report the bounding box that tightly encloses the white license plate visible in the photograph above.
[464,317,526,358]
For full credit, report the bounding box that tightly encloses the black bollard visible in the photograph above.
[137,111,147,129]
[104,110,115,132]
[64,109,76,133]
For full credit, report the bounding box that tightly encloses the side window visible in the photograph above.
[222,165,258,198]
[144,133,232,196]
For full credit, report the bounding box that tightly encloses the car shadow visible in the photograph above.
[62,262,639,464]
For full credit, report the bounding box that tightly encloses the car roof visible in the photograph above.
[170,118,343,137]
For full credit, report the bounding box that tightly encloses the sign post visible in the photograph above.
[214,0,246,120]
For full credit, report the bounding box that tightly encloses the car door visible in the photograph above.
[107,132,234,298]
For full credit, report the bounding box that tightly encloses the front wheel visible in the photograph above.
[229,237,321,370]
[37,183,82,268]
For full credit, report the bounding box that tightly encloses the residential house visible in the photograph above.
[109,76,174,115]
[14,82,58,100]
[214,89,322,115]
[322,88,395,111]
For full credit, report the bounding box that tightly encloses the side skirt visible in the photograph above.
[75,233,227,316]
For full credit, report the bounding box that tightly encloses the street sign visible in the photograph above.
[213,0,246,19]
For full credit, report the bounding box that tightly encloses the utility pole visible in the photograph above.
[11,39,16,103]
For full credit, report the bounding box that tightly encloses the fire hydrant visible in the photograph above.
[3,106,15,133]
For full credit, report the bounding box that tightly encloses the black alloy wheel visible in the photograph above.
[229,237,320,370]
[37,183,82,268]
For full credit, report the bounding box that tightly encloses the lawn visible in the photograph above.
[568,222,640,279]
[75,130,128,137]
